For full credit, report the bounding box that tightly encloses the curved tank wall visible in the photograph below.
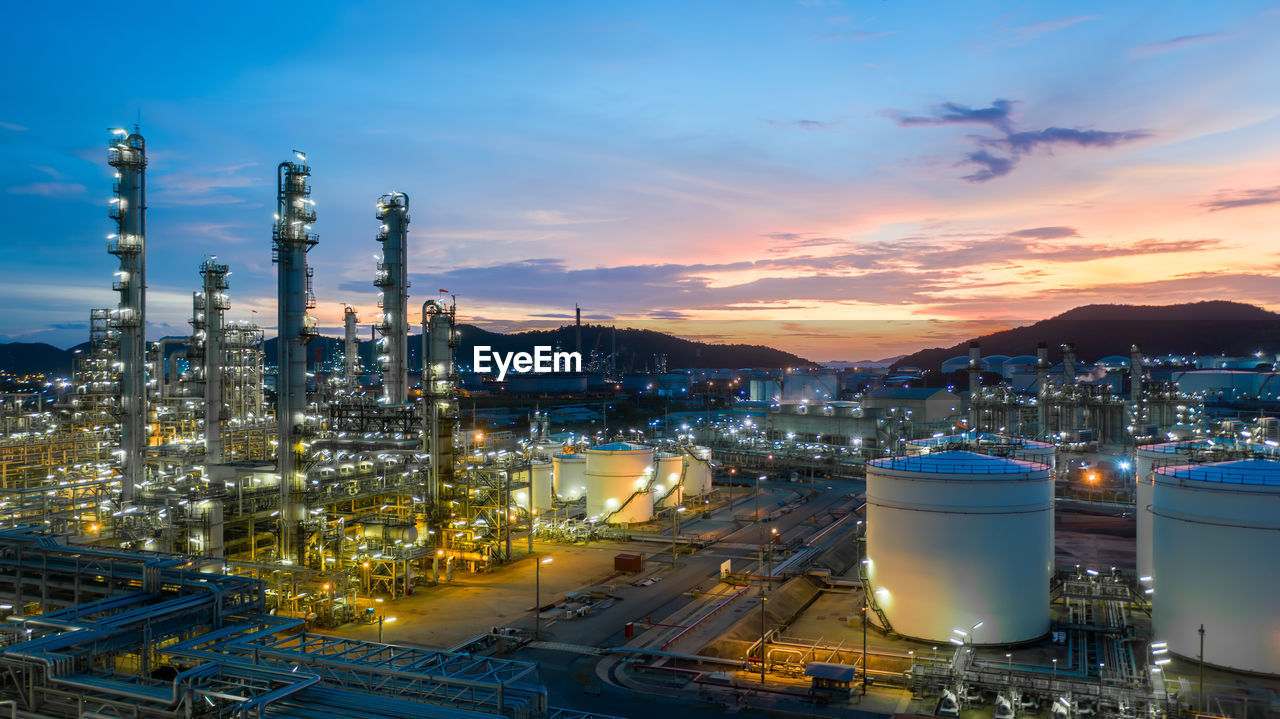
[682,446,713,496]
[585,443,655,524]
[530,458,554,512]
[654,452,684,507]
[553,453,587,500]
[866,450,1054,645]
[1152,460,1280,675]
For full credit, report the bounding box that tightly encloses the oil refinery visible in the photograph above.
[0,126,1276,719]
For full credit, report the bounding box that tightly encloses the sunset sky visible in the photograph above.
[2,1,1279,360]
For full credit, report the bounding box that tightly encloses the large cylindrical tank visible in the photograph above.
[1152,460,1280,675]
[585,442,654,524]
[682,446,712,496]
[654,452,684,507]
[866,450,1054,644]
[552,453,587,500]
[530,458,554,512]
[1135,439,1237,583]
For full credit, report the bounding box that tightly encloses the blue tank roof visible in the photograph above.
[589,442,649,452]
[1155,459,1280,486]
[870,450,1048,476]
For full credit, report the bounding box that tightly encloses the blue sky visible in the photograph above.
[3,1,1279,359]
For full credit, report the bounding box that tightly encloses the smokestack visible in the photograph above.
[273,153,318,563]
[575,303,581,356]
[375,192,410,404]
[107,128,148,503]
[1061,343,1077,384]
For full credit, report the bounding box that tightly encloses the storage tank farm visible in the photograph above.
[585,442,655,524]
[1151,459,1280,675]
[865,450,1055,644]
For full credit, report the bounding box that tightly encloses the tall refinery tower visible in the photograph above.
[375,193,410,405]
[107,128,147,502]
[273,155,318,562]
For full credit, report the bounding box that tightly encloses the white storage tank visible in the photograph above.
[552,453,587,500]
[1135,439,1246,584]
[682,446,713,496]
[654,452,684,507]
[585,442,654,524]
[866,450,1054,644]
[1151,460,1280,675]
[530,458,554,512]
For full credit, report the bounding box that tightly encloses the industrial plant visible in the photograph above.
[0,127,1276,719]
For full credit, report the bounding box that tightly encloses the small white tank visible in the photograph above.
[866,450,1053,644]
[530,458,554,512]
[585,442,654,524]
[654,452,684,507]
[682,446,713,496]
[552,453,587,500]
[1152,460,1280,675]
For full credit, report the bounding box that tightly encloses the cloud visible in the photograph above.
[1008,226,1079,239]
[896,98,1148,182]
[995,127,1150,153]
[1133,33,1225,57]
[8,182,86,196]
[521,209,615,226]
[897,99,1016,133]
[959,150,1016,182]
[1202,185,1280,212]
[0,121,27,132]
[765,119,835,130]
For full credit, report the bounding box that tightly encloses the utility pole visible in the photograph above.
[759,587,767,685]
[862,601,868,696]
[1199,624,1206,713]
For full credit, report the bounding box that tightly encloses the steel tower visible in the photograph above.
[273,155,318,563]
[375,193,410,405]
[107,128,147,503]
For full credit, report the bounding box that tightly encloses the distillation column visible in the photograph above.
[273,156,318,562]
[376,193,410,405]
[1035,342,1049,439]
[107,128,148,503]
[344,306,360,386]
[1129,343,1144,434]
[198,261,230,464]
[422,300,456,506]
[967,341,981,431]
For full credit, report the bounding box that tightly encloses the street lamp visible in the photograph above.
[534,556,553,640]
[1052,657,1058,688]
[378,615,396,643]
[671,506,686,568]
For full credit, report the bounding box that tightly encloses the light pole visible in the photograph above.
[759,588,768,684]
[534,556,553,640]
[1198,624,1205,713]
[1006,652,1012,685]
[378,615,396,643]
[861,602,868,696]
[1052,657,1058,689]
[671,506,685,568]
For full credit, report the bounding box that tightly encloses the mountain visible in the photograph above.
[0,343,75,376]
[261,324,811,371]
[893,301,1280,370]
